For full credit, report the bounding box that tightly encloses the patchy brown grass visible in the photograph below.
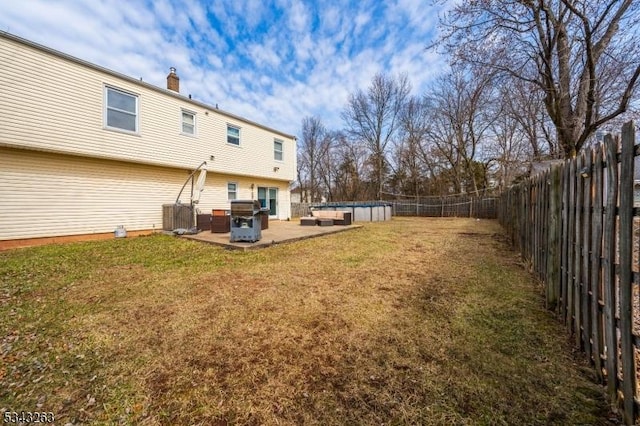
[1,218,615,425]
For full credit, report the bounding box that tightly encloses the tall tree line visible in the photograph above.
[297,69,535,201]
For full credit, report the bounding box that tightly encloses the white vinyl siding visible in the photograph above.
[0,33,299,240]
[181,110,195,135]
[1,34,296,180]
[105,86,138,132]
[274,139,283,161]
[0,148,182,240]
[0,147,292,241]
[1,32,296,180]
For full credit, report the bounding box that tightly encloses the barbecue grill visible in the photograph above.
[230,200,263,242]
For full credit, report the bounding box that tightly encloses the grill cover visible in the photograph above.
[230,200,262,216]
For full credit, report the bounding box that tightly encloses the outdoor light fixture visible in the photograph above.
[579,167,591,178]
[273,166,280,172]
[210,155,215,161]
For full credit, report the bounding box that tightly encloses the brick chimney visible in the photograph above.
[167,67,179,92]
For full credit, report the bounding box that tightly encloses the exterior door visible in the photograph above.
[258,187,278,217]
[268,188,277,216]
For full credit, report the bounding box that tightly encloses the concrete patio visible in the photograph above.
[181,219,363,251]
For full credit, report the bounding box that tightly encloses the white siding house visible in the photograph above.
[0,32,297,246]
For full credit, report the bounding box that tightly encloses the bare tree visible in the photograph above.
[297,116,331,202]
[424,68,495,194]
[390,96,431,198]
[342,72,411,199]
[488,105,533,190]
[332,135,371,201]
[437,0,640,158]
[316,130,342,202]
[502,78,559,159]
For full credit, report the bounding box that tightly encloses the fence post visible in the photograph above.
[574,154,584,347]
[521,183,527,257]
[590,144,604,383]
[539,173,547,279]
[537,174,543,280]
[580,151,592,359]
[602,133,619,408]
[560,161,570,323]
[546,165,561,310]
[618,121,636,424]
[567,158,577,331]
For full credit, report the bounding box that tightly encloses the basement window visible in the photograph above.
[105,86,138,133]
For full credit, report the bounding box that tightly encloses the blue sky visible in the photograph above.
[1,0,449,136]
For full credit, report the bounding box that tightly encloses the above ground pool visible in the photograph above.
[310,203,392,222]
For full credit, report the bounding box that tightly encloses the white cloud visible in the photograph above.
[353,11,372,37]
[287,0,310,33]
[206,54,223,69]
[0,0,447,136]
[151,0,177,27]
[320,6,344,34]
[247,40,282,68]
[394,0,446,33]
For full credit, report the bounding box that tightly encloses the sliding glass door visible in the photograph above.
[257,187,278,217]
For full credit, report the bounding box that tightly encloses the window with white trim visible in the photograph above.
[227,182,238,200]
[227,125,240,145]
[105,86,138,132]
[181,110,195,135]
[274,139,284,161]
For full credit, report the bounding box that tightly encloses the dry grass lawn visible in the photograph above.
[1,217,615,425]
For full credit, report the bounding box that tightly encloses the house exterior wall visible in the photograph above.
[0,148,291,241]
[196,167,291,219]
[0,33,296,242]
[0,32,295,181]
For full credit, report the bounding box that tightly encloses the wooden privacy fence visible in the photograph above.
[291,196,497,219]
[498,121,638,424]
[290,202,312,218]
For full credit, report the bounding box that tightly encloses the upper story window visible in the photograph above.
[182,110,195,135]
[227,125,240,146]
[105,86,138,133]
[274,139,284,161]
[227,182,238,200]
